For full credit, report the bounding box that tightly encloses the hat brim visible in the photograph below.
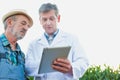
[2,10,33,27]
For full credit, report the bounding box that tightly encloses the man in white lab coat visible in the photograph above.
[25,3,89,80]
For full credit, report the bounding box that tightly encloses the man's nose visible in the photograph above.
[24,25,29,31]
[46,19,51,25]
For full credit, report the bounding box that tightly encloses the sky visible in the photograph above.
[0,0,120,68]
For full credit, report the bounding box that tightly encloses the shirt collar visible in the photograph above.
[0,33,10,46]
[44,29,59,40]
[0,33,21,51]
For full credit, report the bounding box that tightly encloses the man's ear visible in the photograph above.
[57,15,60,22]
[6,18,13,27]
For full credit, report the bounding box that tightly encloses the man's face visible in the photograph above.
[10,15,31,40]
[39,10,60,35]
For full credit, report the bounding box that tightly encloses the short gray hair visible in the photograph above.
[39,3,59,16]
[3,15,17,30]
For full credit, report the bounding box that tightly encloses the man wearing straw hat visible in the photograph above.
[0,9,33,80]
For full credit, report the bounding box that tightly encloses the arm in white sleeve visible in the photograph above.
[25,42,39,76]
[65,36,89,79]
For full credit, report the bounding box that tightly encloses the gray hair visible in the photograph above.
[3,15,17,30]
[39,3,59,16]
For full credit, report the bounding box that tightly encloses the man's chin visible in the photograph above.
[17,36,24,40]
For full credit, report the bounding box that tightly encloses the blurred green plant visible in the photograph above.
[80,64,120,80]
[27,76,34,80]
[27,64,120,80]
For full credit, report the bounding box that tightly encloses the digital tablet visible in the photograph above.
[38,46,71,74]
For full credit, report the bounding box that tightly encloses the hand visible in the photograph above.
[52,58,72,73]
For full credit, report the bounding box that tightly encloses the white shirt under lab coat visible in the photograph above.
[25,29,89,80]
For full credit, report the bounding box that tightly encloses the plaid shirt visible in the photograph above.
[0,33,26,80]
[0,33,25,65]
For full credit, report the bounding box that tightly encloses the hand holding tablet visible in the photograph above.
[38,46,71,74]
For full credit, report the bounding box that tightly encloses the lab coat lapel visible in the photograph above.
[38,34,49,46]
[51,30,64,46]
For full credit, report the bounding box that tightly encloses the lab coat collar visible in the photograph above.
[37,29,67,46]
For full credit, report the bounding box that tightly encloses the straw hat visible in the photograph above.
[2,9,33,26]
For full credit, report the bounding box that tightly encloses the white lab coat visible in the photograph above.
[25,29,89,80]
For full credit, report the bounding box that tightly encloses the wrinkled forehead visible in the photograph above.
[40,15,57,21]
[16,15,32,26]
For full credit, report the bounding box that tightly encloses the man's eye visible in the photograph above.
[50,18,55,21]
[50,17,56,21]
[21,22,26,25]
[42,18,47,22]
